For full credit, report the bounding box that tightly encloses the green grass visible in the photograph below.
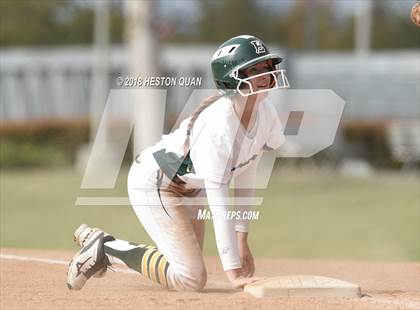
[250,173,419,261]
[1,168,419,261]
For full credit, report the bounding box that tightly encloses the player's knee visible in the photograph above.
[187,269,207,291]
[177,268,207,292]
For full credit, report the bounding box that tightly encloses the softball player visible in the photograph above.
[67,35,289,291]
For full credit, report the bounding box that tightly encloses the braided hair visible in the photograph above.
[182,94,223,155]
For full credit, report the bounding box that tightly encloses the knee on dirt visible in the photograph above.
[176,268,207,292]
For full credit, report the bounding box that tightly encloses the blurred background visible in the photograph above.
[0,0,419,262]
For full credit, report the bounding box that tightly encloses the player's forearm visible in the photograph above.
[234,187,254,232]
[234,162,257,232]
[236,231,248,243]
[204,179,242,271]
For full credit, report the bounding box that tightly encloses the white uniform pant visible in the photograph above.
[127,157,207,291]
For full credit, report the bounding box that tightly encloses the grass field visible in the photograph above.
[1,167,419,262]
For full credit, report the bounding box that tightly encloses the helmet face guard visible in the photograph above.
[231,68,290,97]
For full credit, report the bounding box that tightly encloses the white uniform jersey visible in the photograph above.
[143,96,284,186]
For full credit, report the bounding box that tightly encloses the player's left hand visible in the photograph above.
[237,232,255,277]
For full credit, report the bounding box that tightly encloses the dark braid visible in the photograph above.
[183,94,223,154]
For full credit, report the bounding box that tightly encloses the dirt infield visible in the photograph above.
[1,248,419,310]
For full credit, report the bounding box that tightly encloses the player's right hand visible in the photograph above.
[226,268,265,288]
[230,276,266,289]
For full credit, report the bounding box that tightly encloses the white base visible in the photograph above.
[244,275,361,298]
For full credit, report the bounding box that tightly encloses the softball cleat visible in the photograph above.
[73,223,111,278]
[67,231,110,290]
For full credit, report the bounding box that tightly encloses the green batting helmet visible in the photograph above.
[211,35,288,96]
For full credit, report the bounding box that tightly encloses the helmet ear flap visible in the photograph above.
[215,80,237,92]
[222,81,232,89]
[215,80,225,88]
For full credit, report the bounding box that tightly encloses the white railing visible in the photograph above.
[0,46,418,122]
